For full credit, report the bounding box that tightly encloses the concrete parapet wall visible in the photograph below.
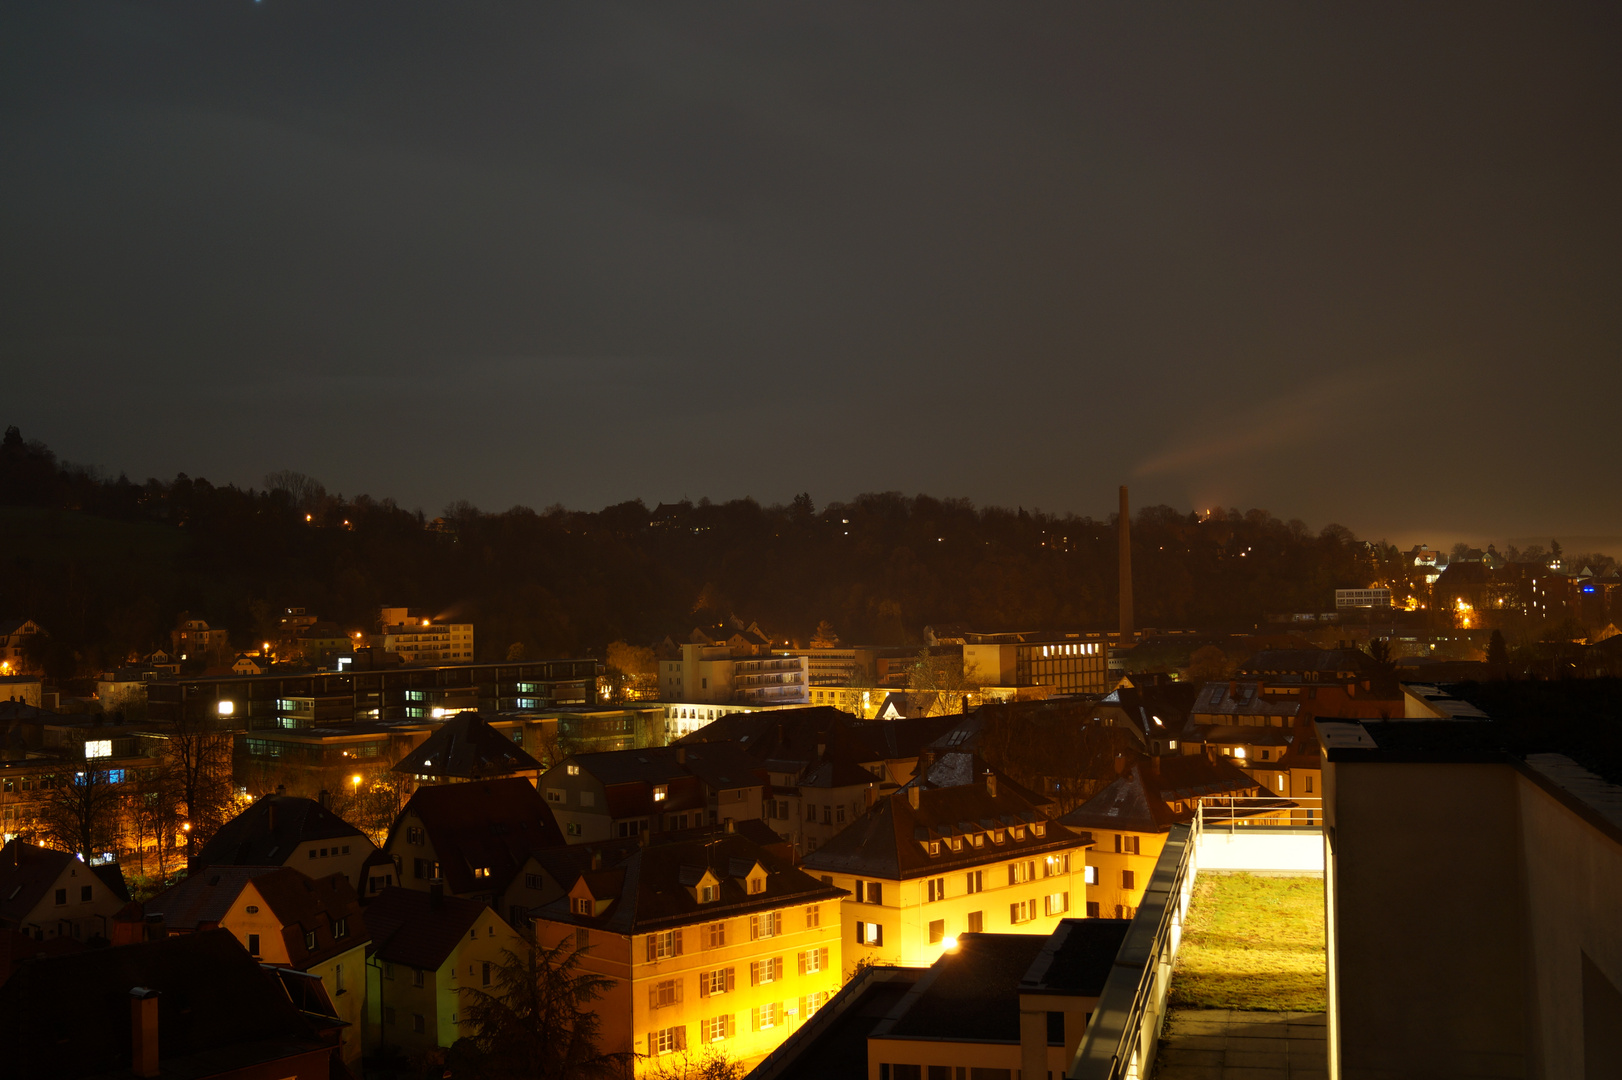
[1194,827,1324,876]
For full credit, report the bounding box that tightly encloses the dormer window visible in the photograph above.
[747,875,765,895]
[993,830,1005,844]
[573,897,592,916]
[950,837,963,851]
[927,841,940,856]
[972,834,985,847]
[653,785,668,802]
[473,867,490,878]
[1012,827,1025,841]
[701,884,718,903]
[1033,823,1045,837]
[567,764,580,776]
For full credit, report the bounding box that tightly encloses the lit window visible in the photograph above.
[83,740,112,759]
[653,785,667,802]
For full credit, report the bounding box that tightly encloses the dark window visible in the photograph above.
[80,886,92,901]
[892,1066,922,1080]
[967,911,983,933]
[1122,870,1136,890]
[1086,901,1100,918]
[54,888,66,905]
[412,1014,425,1034]
[482,961,492,987]
[247,934,260,955]
[1047,1011,1065,1044]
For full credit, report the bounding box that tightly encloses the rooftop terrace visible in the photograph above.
[1156,873,1327,1079]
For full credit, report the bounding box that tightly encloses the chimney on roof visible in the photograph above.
[1113,753,1126,776]
[590,850,603,871]
[1228,680,1239,701]
[676,746,686,765]
[1119,486,1135,643]
[130,988,160,1079]
[275,783,285,796]
[429,878,444,909]
[907,785,920,810]
[267,801,277,834]
[317,789,330,812]
[984,771,998,798]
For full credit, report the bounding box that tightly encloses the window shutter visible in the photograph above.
[819,947,829,970]
[872,883,882,905]
[699,972,709,998]
[773,957,783,980]
[646,936,656,962]
[1062,853,1070,873]
[726,1014,736,1037]
[648,986,658,1011]
[749,961,759,986]
[1008,864,1016,887]
[749,915,760,940]
[725,967,735,992]
[1063,891,1070,912]
[798,951,807,976]
[798,994,807,1018]
[1011,902,1019,923]
[875,924,883,946]
[674,929,683,956]
[751,1007,760,1031]
[675,1026,687,1051]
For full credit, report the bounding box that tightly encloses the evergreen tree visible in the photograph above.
[451,927,631,1080]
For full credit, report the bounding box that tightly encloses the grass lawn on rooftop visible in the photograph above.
[1166,872,1326,1012]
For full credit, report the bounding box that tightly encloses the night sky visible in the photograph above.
[4,3,1619,548]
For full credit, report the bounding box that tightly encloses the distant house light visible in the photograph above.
[217,701,235,716]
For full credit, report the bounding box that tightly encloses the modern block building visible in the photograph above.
[962,633,1110,697]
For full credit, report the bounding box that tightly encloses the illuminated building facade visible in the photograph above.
[803,764,1094,972]
[532,829,846,1074]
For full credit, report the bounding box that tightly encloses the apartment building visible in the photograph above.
[364,885,522,1055]
[802,762,1094,971]
[1060,754,1284,918]
[383,778,566,926]
[539,743,766,843]
[532,829,846,1073]
[145,866,369,1071]
[962,633,1110,696]
[658,644,810,707]
[381,618,476,665]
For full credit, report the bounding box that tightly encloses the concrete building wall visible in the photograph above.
[1514,770,1622,1079]
[1194,828,1323,875]
[1326,760,1532,1080]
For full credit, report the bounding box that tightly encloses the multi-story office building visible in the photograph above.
[802,760,1095,972]
[146,659,598,729]
[961,633,1110,696]
[657,644,809,708]
[531,829,845,1074]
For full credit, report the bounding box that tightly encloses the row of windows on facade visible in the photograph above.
[921,822,1052,858]
[645,947,831,1009]
[769,799,851,825]
[850,891,1071,947]
[848,855,1073,908]
[642,906,822,959]
[648,992,833,1055]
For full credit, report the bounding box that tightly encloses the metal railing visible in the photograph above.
[1070,817,1200,1080]
[1072,798,1326,1079]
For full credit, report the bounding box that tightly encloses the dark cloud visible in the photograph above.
[2,1,1619,545]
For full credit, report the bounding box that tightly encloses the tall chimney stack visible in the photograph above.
[1119,485,1135,642]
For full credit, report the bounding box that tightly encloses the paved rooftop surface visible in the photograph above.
[1155,1009,1328,1080]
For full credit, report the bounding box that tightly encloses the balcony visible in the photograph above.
[1071,799,1326,1080]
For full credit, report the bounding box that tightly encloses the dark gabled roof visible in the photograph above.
[391,712,544,780]
[391,778,565,896]
[533,830,844,934]
[884,933,1052,1042]
[1020,918,1132,996]
[912,751,1050,807]
[1188,680,1300,719]
[677,706,953,768]
[249,868,369,967]
[1179,725,1295,747]
[572,742,762,792]
[802,780,1086,881]
[196,794,368,868]
[0,929,326,1078]
[0,841,75,925]
[147,866,282,931]
[90,863,130,904]
[1275,720,1323,769]
[1059,756,1271,833]
[1238,648,1373,677]
[364,886,490,971]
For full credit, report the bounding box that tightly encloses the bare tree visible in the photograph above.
[905,649,981,716]
[160,717,235,868]
[38,767,123,865]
